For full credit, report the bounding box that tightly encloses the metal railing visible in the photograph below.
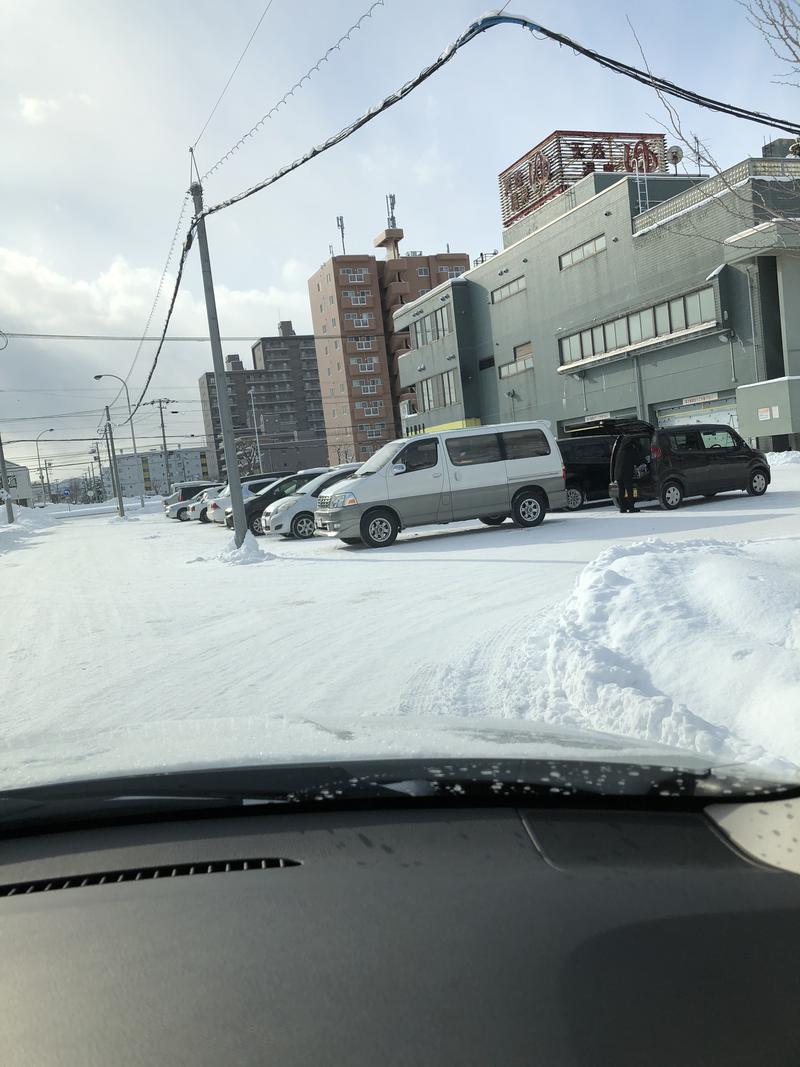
[633,157,800,233]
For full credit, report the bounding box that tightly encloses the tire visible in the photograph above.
[747,468,769,496]
[340,536,362,545]
[659,480,683,510]
[511,489,547,528]
[290,512,316,539]
[249,513,264,536]
[360,508,399,548]
[199,508,210,523]
[479,515,507,526]
[177,508,189,522]
[565,484,585,511]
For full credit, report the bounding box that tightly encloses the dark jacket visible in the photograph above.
[614,437,638,483]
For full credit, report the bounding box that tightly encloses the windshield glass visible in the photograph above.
[2,3,800,802]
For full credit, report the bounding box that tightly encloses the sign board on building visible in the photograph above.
[772,405,780,418]
[7,474,17,489]
[498,130,667,228]
[682,392,718,406]
[757,407,771,421]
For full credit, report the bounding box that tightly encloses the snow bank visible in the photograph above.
[767,450,800,467]
[533,538,800,770]
[0,505,56,553]
[214,531,276,565]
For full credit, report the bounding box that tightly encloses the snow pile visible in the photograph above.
[767,451,800,467]
[528,538,800,770]
[0,505,56,553]
[217,531,276,565]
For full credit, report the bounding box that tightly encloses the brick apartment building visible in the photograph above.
[199,320,327,479]
[308,225,469,464]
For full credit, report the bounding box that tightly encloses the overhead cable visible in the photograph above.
[192,0,277,150]
[199,0,386,182]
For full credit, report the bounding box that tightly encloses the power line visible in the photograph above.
[199,0,386,182]
[192,0,276,150]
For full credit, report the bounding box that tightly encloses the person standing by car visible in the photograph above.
[614,436,640,513]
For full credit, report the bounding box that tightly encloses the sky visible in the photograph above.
[1,0,795,478]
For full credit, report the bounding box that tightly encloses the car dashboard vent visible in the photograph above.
[0,857,300,897]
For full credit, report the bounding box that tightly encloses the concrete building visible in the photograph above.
[198,321,327,479]
[3,462,33,507]
[395,130,800,450]
[307,220,469,464]
[102,446,211,497]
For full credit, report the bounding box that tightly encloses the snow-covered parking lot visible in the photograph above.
[2,464,800,787]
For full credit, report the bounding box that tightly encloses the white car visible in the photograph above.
[261,465,360,538]
[186,486,223,523]
[209,477,281,524]
[165,489,209,522]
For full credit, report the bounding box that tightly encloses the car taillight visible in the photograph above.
[561,465,567,482]
[650,444,662,460]
[209,502,217,510]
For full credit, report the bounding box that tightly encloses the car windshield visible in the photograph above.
[2,3,800,807]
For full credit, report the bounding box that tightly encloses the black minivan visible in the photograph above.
[557,435,615,510]
[569,419,771,510]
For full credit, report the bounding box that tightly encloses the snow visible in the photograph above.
[1,470,800,788]
[767,450,800,467]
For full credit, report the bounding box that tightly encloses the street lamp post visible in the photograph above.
[248,388,263,470]
[94,373,145,508]
[35,428,54,504]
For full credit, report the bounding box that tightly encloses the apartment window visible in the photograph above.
[356,337,374,352]
[322,324,327,334]
[316,282,320,292]
[339,267,369,283]
[345,312,373,327]
[417,266,430,277]
[339,383,346,393]
[559,233,606,270]
[332,407,336,418]
[334,340,339,350]
[558,286,717,366]
[491,275,527,303]
[438,265,464,279]
[331,316,336,327]
[366,422,386,439]
[329,295,335,305]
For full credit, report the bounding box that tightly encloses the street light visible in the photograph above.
[94,373,144,507]
[248,387,264,470]
[35,428,54,503]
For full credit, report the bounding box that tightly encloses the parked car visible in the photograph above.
[225,468,330,536]
[557,435,615,510]
[262,465,360,538]
[162,481,215,510]
[571,419,770,510]
[186,485,224,523]
[315,422,566,548]
[165,486,222,521]
[208,476,284,524]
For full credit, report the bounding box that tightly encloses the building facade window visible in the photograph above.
[559,286,717,365]
[559,233,606,270]
[491,275,527,303]
[339,267,369,283]
[409,304,452,348]
[499,341,534,378]
[417,266,430,277]
[417,370,458,412]
[438,266,464,278]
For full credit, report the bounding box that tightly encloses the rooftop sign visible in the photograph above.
[499,130,667,227]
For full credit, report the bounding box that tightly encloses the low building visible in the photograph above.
[102,446,211,497]
[395,131,800,449]
[3,462,33,506]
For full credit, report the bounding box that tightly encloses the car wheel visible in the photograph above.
[565,484,585,511]
[177,508,189,521]
[511,489,547,528]
[479,515,507,526]
[360,509,399,548]
[249,514,264,536]
[659,480,683,510]
[199,508,209,523]
[340,536,362,545]
[291,512,316,539]
[747,468,769,496]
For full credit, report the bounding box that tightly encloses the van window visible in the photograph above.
[700,429,736,449]
[669,430,704,451]
[500,429,551,459]
[446,434,502,466]
[397,439,438,472]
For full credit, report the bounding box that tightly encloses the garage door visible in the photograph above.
[655,393,738,429]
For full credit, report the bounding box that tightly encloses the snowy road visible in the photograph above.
[3,470,800,786]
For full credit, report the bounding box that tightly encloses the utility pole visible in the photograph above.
[249,388,263,470]
[45,461,53,501]
[104,426,119,502]
[92,444,105,501]
[190,180,247,546]
[105,406,125,517]
[94,373,145,508]
[143,399,177,494]
[0,430,15,524]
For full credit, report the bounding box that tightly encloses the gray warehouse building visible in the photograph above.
[394,130,800,449]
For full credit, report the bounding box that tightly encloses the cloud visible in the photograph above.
[18,95,62,124]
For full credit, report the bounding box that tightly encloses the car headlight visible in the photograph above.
[271,500,293,514]
[330,493,359,509]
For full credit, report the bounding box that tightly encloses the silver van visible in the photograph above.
[315,421,566,548]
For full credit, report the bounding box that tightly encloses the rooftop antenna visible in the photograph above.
[336,215,346,255]
[386,193,396,228]
[667,145,684,175]
[329,243,334,256]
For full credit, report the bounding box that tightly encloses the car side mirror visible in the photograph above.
[391,463,406,476]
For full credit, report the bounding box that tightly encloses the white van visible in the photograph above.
[315,421,566,548]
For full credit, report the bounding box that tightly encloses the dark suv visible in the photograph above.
[557,436,615,510]
[225,469,327,535]
[570,419,770,510]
